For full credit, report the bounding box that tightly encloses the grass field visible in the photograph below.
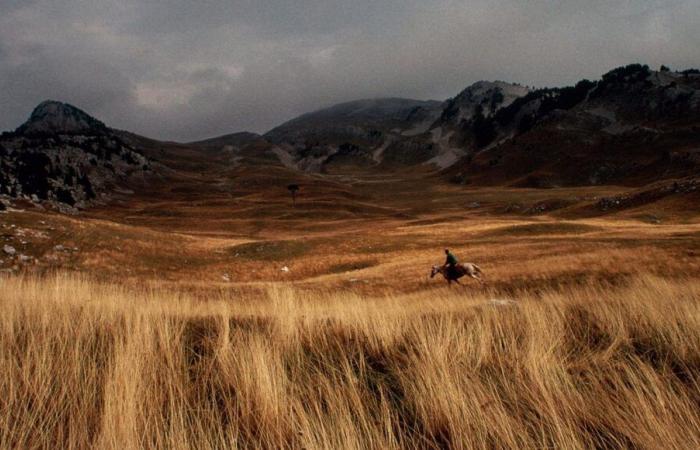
[1,274,699,449]
[1,157,699,448]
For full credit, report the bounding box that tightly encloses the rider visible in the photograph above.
[444,248,459,276]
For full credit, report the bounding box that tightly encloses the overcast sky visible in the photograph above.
[1,0,698,141]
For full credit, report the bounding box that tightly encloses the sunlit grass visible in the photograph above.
[1,273,699,449]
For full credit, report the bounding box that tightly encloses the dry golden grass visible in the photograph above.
[2,166,700,448]
[1,273,699,449]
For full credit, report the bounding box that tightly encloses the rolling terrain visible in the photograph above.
[1,65,698,289]
[1,64,700,449]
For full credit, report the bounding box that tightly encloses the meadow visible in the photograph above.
[1,166,700,449]
[1,273,699,449]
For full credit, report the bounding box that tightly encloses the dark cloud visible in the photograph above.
[0,0,698,141]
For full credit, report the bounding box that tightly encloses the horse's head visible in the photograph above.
[430,265,441,278]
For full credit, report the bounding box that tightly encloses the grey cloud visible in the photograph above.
[1,0,698,141]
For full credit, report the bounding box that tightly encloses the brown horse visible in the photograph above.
[430,263,483,286]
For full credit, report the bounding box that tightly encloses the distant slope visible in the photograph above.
[263,87,534,173]
[259,66,700,181]
[265,97,442,143]
[264,98,445,172]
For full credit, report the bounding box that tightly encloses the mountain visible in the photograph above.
[15,100,109,136]
[259,66,700,182]
[447,65,700,187]
[265,98,443,143]
[2,64,699,213]
[0,101,150,211]
[405,81,531,169]
[263,85,534,173]
[264,98,445,172]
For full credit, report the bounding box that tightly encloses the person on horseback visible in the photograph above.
[444,248,459,277]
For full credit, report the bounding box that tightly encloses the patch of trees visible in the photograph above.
[489,89,505,112]
[16,152,51,199]
[539,80,596,115]
[54,187,76,206]
[367,129,383,140]
[78,174,96,199]
[471,105,497,148]
[600,64,651,84]
[121,151,139,165]
[337,142,361,154]
[472,80,599,142]
[590,64,651,98]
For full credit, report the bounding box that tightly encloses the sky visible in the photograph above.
[1,0,698,141]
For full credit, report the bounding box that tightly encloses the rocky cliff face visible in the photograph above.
[0,101,150,211]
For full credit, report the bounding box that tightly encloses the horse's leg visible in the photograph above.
[471,274,483,284]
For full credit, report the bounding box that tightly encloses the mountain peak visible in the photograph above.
[16,100,108,136]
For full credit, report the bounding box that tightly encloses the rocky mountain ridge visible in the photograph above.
[0,101,150,212]
[259,65,700,181]
[2,64,699,211]
[447,65,700,187]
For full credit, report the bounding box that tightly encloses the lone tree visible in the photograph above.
[287,184,300,206]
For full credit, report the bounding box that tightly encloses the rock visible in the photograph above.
[489,299,516,306]
[281,266,290,272]
[221,273,231,282]
[54,245,65,251]
[3,245,16,256]
[468,202,481,208]
[18,254,32,263]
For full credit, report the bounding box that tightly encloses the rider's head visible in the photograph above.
[444,248,449,254]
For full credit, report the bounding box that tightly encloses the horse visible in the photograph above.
[430,263,483,286]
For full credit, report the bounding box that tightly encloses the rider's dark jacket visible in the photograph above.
[445,252,458,266]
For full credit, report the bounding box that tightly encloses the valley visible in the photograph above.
[1,63,700,449]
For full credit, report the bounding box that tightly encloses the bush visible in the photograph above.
[55,187,76,206]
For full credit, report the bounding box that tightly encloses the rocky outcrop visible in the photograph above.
[0,101,151,210]
[15,100,109,136]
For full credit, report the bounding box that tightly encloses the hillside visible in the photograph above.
[257,66,700,182]
[448,65,700,187]
[0,101,151,212]
[1,64,699,220]
[264,98,444,172]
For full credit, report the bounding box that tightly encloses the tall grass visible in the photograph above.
[0,274,699,449]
